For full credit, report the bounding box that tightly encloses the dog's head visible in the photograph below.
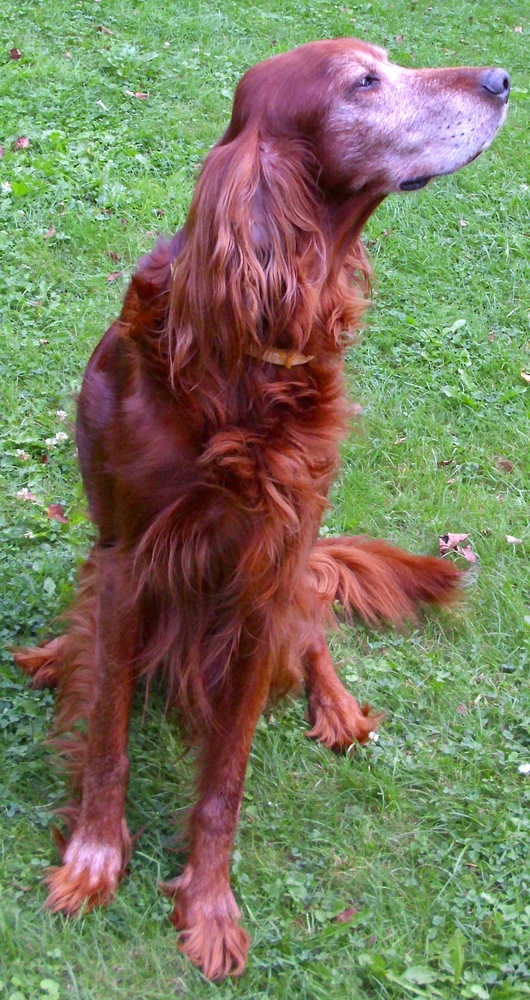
[225,38,509,197]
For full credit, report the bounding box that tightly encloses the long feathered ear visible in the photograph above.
[166,129,328,392]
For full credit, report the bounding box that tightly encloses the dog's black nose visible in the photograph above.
[481,67,510,103]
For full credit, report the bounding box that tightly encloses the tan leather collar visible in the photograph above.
[246,344,314,368]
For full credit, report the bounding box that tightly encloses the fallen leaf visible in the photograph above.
[14,136,30,150]
[44,224,56,239]
[394,436,407,445]
[439,533,469,555]
[438,458,453,466]
[9,47,22,60]
[506,535,523,545]
[395,34,404,42]
[333,905,359,923]
[521,371,530,384]
[104,250,121,261]
[125,90,148,99]
[39,337,49,344]
[107,270,123,282]
[96,24,114,35]
[47,503,68,524]
[459,546,477,564]
[17,489,38,502]
[447,478,456,484]
[457,703,468,715]
[40,453,49,464]
[496,457,514,472]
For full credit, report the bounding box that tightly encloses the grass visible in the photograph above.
[1,0,529,997]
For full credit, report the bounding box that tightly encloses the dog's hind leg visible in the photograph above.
[303,629,381,751]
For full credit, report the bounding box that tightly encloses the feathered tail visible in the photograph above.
[308,535,463,624]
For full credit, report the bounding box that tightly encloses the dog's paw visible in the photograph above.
[162,868,250,981]
[306,688,382,752]
[45,825,130,915]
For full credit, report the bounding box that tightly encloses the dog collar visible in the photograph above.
[245,345,315,368]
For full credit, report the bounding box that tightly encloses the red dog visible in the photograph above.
[16,38,509,981]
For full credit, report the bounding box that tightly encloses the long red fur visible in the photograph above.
[11,35,509,983]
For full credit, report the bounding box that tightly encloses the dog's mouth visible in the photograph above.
[399,176,432,191]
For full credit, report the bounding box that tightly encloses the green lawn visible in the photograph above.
[1,1,529,998]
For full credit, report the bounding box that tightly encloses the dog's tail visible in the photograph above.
[308,536,463,624]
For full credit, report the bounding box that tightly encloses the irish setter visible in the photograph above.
[16,38,509,981]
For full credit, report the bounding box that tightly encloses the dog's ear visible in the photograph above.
[167,130,327,388]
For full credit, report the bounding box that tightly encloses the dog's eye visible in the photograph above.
[346,74,379,97]
[358,74,378,88]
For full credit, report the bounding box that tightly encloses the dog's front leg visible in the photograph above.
[162,636,273,982]
[45,551,136,914]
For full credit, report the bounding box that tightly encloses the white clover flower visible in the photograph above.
[56,409,67,421]
[16,449,30,460]
[45,431,69,447]
[519,763,530,775]
[17,488,32,499]
[1,181,12,194]
[368,731,380,743]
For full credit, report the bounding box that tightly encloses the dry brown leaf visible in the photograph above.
[496,457,514,472]
[47,503,68,524]
[104,250,121,261]
[14,136,30,150]
[438,458,452,466]
[44,224,56,240]
[9,47,22,60]
[125,90,148,99]
[439,533,469,555]
[521,371,530,384]
[96,24,114,35]
[333,905,359,923]
[459,546,477,564]
[107,270,123,282]
[506,535,523,545]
